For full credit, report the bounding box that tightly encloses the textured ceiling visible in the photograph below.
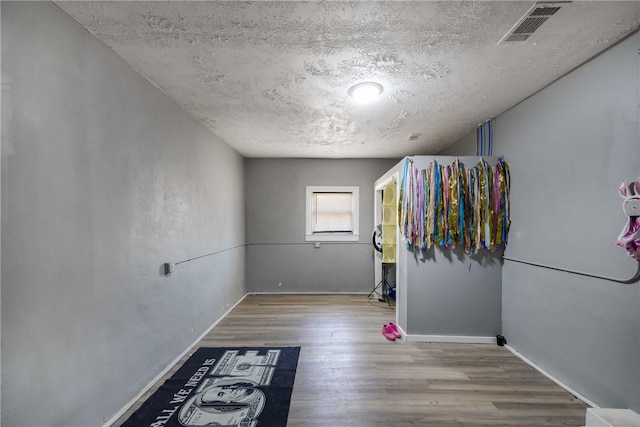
[55,1,640,158]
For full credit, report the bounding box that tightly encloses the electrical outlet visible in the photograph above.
[163,262,175,276]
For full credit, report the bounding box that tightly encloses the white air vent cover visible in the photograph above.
[498,2,566,44]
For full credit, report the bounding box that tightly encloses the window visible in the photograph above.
[306,186,359,241]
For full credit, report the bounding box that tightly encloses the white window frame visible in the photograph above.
[305,186,360,242]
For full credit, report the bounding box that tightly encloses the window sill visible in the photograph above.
[305,234,360,242]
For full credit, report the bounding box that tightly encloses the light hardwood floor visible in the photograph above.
[114,294,588,426]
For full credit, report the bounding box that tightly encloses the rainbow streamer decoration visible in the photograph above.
[400,158,511,254]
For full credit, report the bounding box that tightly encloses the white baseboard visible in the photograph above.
[405,334,495,344]
[103,293,249,426]
[505,344,597,409]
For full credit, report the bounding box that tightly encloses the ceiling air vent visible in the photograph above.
[498,2,567,45]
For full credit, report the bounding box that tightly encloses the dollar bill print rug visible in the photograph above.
[122,347,301,427]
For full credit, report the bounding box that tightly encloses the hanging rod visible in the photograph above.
[163,244,245,275]
[175,244,245,265]
[502,256,640,284]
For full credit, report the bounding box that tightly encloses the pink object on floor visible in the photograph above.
[387,322,402,339]
[382,324,396,341]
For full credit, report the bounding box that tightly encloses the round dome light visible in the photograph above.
[348,81,384,104]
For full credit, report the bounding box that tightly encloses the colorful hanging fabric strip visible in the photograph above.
[399,157,511,254]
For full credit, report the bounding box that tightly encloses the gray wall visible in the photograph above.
[245,158,397,293]
[406,247,502,337]
[1,2,246,426]
[441,33,640,411]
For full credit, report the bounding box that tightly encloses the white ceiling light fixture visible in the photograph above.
[348,81,384,104]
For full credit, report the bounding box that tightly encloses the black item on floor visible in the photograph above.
[496,335,507,346]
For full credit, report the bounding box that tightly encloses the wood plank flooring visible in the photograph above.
[113,294,588,426]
